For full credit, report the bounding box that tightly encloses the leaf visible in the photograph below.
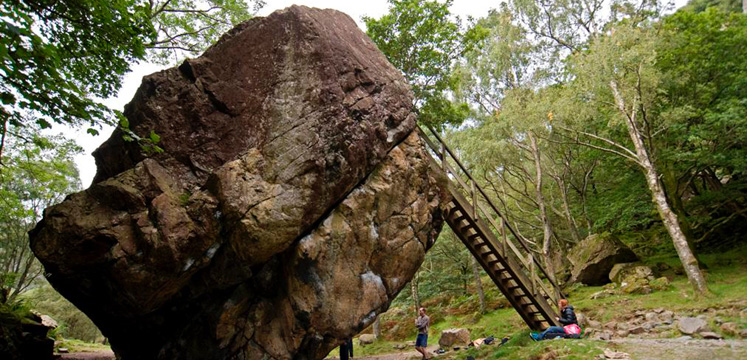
[0,92,15,105]
[149,130,161,144]
[36,118,51,129]
[119,116,130,129]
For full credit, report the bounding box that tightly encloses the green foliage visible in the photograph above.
[586,161,656,233]
[0,0,262,157]
[416,229,474,299]
[682,0,743,13]
[655,7,747,248]
[23,282,102,342]
[453,6,535,114]
[0,128,81,303]
[0,0,154,140]
[0,299,33,357]
[144,0,264,63]
[364,0,473,126]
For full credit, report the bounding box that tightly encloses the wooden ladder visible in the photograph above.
[418,126,562,331]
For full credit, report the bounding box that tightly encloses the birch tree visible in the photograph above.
[561,23,709,294]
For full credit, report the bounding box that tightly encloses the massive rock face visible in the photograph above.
[30,6,448,359]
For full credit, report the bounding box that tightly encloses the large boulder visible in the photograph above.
[30,6,449,360]
[438,328,471,348]
[568,233,638,285]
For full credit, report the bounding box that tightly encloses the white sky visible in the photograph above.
[67,0,686,188]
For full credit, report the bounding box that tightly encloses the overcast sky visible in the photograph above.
[68,0,686,188]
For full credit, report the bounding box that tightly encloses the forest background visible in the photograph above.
[0,0,744,345]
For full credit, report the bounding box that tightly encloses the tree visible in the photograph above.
[0,129,81,303]
[364,0,474,126]
[0,0,154,158]
[655,7,747,249]
[452,6,533,113]
[0,0,263,159]
[144,0,265,63]
[470,256,486,314]
[682,0,743,13]
[560,21,711,294]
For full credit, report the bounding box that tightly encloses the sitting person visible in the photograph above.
[556,299,577,325]
[530,299,581,340]
[531,325,566,341]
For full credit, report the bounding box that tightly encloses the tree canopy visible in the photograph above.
[0,0,263,159]
[364,0,478,126]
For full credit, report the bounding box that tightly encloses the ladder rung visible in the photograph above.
[453,216,468,225]
[459,222,475,231]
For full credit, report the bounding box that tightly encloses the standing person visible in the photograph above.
[414,307,430,359]
[339,338,353,360]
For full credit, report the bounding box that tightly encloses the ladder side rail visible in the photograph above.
[456,229,546,330]
[466,202,561,325]
[448,188,560,324]
[419,126,562,295]
[473,200,559,305]
[445,199,548,330]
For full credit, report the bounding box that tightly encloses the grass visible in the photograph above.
[56,339,111,352]
[572,244,747,330]
[351,244,747,358]
[452,332,606,360]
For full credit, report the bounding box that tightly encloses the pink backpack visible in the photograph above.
[564,324,581,335]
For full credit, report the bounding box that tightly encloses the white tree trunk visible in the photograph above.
[529,132,558,288]
[471,256,486,314]
[411,273,421,309]
[373,316,381,339]
[558,177,581,243]
[610,81,708,294]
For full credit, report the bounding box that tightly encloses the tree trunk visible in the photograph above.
[471,256,486,314]
[411,273,421,309]
[557,177,581,243]
[642,158,709,294]
[662,168,708,268]
[373,316,381,339]
[610,80,709,295]
[529,132,559,289]
[581,165,595,232]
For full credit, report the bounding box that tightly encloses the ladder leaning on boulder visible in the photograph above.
[418,125,563,331]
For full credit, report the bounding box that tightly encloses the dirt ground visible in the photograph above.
[609,338,747,360]
[58,350,115,360]
[348,339,747,359]
[57,339,746,360]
